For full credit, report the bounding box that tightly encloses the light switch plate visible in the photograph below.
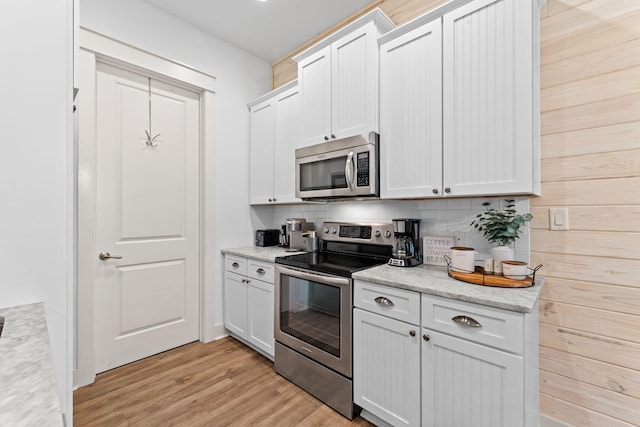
[549,207,569,230]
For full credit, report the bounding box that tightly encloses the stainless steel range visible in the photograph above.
[274,221,394,419]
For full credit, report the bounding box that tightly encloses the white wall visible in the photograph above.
[80,0,271,336]
[0,0,74,422]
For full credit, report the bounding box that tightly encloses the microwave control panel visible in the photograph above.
[356,152,370,187]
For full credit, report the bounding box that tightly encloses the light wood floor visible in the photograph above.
[74,337,375,426]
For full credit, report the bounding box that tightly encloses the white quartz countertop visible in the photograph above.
[222,246,305,262]
[221,246,543,313]
[0,302,62,426]
[353,264,543,313]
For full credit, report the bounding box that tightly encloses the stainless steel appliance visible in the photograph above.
[388,218,423,267]
[295,133,379,200]
[285,218,315,250]
[274,221,394,419]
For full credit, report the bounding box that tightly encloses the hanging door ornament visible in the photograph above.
[144,77,160,147]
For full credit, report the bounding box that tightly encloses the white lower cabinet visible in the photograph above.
[354,282,539,427]
[421,329,523,427]
[421,293,538,427]
[224,255,275,358]
[354,281,421,427]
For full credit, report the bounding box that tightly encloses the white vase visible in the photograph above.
[491,245,514,274]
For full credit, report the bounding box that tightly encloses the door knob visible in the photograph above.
[99,251,122,260]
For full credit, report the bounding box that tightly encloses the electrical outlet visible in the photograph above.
[453,231,465,245]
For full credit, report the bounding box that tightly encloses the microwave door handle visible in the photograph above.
[345,151,355,190]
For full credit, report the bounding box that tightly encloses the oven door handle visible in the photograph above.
[276,265,351,287]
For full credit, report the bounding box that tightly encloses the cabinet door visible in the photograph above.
[249,99,275,204]
[354,308,420,427]
[299,45,332,147]
[331,22,379,140]
[422,328,524,427]
[224,271,248,338]
[380,19,443,199]
[247,278,274,357]
[443,0,534,196]
[273,85,302,204]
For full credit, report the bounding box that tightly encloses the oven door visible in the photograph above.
[274,264,352,377]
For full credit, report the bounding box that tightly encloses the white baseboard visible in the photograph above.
[205,323,228,343]
[540,413,573,427]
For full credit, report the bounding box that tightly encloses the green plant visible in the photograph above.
[470,199,533,246]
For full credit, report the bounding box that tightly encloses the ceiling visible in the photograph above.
[142,0,374,63]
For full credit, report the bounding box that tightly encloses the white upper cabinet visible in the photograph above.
[248,81,302,205]
[380,19,443,199]
[379,0,541,199]
[294,9,395,148]
[273,84,302,204]
[443,0,539,196]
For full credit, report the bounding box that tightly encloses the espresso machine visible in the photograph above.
[388,218,422,267]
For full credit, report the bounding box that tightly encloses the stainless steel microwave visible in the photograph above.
[295,132,379,200]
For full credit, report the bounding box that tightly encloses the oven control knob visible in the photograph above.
[385,230,392,238]
[323,227,329,234]
[375,230,381,238]
[330,228,337,234]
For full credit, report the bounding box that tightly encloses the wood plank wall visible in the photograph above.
[271,0,640,425]
[533,1,640,425]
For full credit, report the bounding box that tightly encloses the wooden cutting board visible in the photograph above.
[448,266,535,288]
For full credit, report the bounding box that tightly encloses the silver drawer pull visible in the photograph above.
[231,262,240,269]
[256,268,266,274]
[374,296,394,307]
[452,315,482,328]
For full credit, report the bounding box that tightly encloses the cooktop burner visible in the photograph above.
[275,251,389,278]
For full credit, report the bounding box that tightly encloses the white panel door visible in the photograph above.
[273,85,301,204]
[443,0,534,196]
[331,22,378,139]
[422,328,524,427]
[249,99,275,204]
[380,19,443,199]
[354,308,421,427]
[298,45,332,147]
[94,63,200,373]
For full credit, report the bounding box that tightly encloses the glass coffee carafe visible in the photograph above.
[389,218,422,267]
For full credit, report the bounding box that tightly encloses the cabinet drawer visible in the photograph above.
[248,259,275,284]
[225,255,247,276]
[354,280,420,325]
[421,294,523,354]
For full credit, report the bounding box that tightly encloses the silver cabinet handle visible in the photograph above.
[374,296,394,307]
[99,251,122,260]
[452,315,482,328]
[345,151,355,190]
[256,268,266,275]
[409,330,416,337]
[232,262,240,269]
[423,334,430,342]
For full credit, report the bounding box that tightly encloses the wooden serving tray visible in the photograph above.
[448,266,535,288]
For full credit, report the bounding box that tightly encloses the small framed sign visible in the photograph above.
[423,236,455,266]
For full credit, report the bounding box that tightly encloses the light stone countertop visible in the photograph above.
[0,302,63,426]
[221,246,305,262]
[353,264,543,313]
[221,246,543,313]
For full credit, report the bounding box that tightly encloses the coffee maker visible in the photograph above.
[388,218,422,267]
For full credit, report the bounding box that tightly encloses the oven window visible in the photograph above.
[279,274,341,357]
[299,156,348,191]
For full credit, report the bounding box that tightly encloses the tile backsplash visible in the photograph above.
[251,197,531,264]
